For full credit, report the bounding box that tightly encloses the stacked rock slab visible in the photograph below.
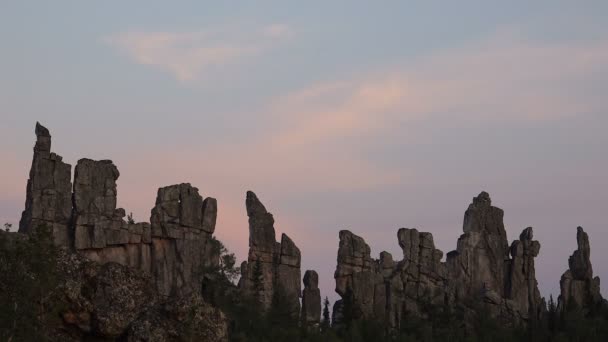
[149,183,218,296]
[19,123,219,297]
[238,191,301,316]
[557,227,605,313]
[73,158,124,250]
[301,270,321,327]
[19,122,72,245]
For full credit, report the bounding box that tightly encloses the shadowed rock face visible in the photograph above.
[239,191,301,316]
[558,227,605,313]
[19,122,72,245]
[333,192,546,329]
[302,270,321,326]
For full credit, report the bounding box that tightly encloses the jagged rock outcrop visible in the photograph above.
[19,123,220,297]
[301,270,321,327]
[446,192,545,325]
[333,228,450,328]
[557,227,605,313]
[238,191,301,316]
[19,122,72,245]
[333,192,545,329]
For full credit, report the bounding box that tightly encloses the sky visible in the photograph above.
[1,1,608,306]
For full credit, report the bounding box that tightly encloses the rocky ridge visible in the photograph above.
[332,192,550,329]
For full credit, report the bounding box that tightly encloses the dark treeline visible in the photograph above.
[202,238,608,342]
[2,228,608,341]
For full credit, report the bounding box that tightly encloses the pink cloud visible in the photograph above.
[104,24,293,82]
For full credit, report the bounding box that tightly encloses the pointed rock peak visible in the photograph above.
[246,190,268,216]
[520,227,534,241]
[576,226,590,251]
[472,191,492,207]
[35,122,50,137]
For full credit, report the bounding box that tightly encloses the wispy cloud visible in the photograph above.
[265,32,608,148]
[104,24,292,81]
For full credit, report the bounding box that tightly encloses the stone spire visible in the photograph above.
[558,227,605,313]
[301,270,321,327]
[239,191,301,316]
[19,122,72,245]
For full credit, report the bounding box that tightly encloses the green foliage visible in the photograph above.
[0,223,62,341]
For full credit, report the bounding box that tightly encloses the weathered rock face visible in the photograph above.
[239,191,301,316]
[302,270,321,327]
[148,184,219,296]
[558,227,605,313]
[73,158,123,250]
[19,122,72,245]
[333,192,545,329]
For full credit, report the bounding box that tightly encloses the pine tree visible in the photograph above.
[322,296,331,330]
[252,259,264,305]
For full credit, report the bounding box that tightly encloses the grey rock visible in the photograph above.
[557,227,605,313]
[239,191,302,316]
[19,123,72,246]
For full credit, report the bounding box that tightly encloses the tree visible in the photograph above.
[0,223,61,341]
[127,212,135,224]
[3,223,11,232]
[252,259,264,304]
[322,296,331,330]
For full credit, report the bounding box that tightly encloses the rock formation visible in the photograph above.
[447,192,544,325]
[302,270,321,327]
[19,122,72,245]
[333,192,545,329]
[506,227,543,321]
[557,227,605,313]
[447,191,510,302]
[238,191,301,316]
[19,123,219,297]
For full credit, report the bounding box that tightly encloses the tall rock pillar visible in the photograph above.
[19,122,72,245]
[239,191,301,317]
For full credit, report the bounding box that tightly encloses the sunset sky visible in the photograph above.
[1,1,608,304]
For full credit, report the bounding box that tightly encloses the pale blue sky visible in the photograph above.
[1,1,608,304]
